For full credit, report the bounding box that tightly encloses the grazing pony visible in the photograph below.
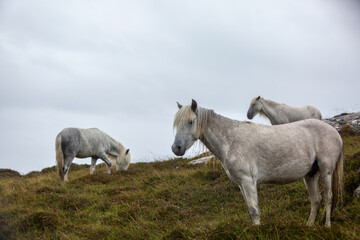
[172,100,343,228]
[55,128,131,181]
[247,96,322,125]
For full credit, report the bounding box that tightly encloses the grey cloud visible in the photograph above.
[0,0,359,173]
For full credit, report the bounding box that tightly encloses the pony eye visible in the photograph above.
[188,120,194,125]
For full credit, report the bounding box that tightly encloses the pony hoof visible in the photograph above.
[252,220,260,226]
[306,221,314,227]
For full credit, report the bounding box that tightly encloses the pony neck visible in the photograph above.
[260,98,281,125]
[200,111,244,162]
[107,136,125,155]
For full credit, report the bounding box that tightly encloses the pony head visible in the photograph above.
[247,96,262,119]
[172,99,214,156]
[116,149,131,170]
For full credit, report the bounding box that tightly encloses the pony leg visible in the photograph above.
[239,180,260,225]
[322,174,333,228]
[115,156,121,171]
[64,172,69,181]
[90,157,97,174]
[99,154,112,174]
[63,156,74,182]
[304,172,321,226]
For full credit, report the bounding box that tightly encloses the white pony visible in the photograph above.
[56,128,131,181]
[247,96,322,125]
[172,100,343,228]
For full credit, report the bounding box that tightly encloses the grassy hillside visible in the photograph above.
[0,132,359,240]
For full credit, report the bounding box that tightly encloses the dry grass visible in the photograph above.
[0,134,359,240]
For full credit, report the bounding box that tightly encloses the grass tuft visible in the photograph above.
[340,124,358,137]
[19,211,60,231]
[0,169,21,179]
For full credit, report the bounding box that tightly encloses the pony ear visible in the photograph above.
[126,149,130,155]
[191,99,197,113]
[177,102,183,109]
[256,96,261,100]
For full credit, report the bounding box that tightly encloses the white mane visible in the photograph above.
[173,105,213,138]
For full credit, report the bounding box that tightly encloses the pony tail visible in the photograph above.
[55,134,64,180]
[332,150,344,210]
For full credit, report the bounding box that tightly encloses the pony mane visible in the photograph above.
[173,105,213,138]
[250,97,259,106]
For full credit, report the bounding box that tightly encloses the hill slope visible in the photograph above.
[0,133,359,240]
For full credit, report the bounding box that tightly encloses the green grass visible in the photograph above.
[0,133,359,240]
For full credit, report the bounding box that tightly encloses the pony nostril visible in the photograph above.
[172,144,182,154]
[174,146,181,152]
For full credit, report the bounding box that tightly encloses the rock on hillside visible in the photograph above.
[323,112,360,134]
[324,112,360,198]
[188,155,214,165]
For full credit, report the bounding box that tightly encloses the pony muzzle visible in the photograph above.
[247,110,254,119]
[172,144,186,156]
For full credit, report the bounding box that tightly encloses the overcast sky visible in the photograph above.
[1,0,359,174]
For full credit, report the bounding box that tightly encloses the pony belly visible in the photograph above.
[261,177,303,185]
[76,151,95,159]
[76,145,99,158]
[258,163,312,184]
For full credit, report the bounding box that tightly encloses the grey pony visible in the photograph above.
[172,100,343,228]
[247,96,322,125]
[55,128,130,181]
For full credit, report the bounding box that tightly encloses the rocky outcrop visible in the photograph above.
[322,112,360,134]
[323,112,360,198]
[188,156,214,165]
